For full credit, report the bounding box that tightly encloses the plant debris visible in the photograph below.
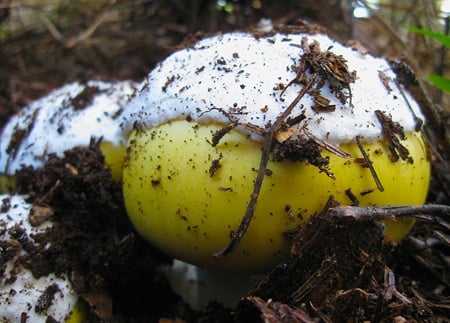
[246,296,315,323]
[285,37,356,107]
[375,109,411,162]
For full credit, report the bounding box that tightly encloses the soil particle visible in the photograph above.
[70,85,102,111]
[35,283,61,314]
[272,138,330,173]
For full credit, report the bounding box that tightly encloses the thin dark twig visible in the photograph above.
[291,257,336,302]
[213,75,317,258]
[355,135,384,192]
[273,74,317,130]
[394,79,423,131]
[213,130,273,258]
[302,128,352,159]
[329,204,450,221]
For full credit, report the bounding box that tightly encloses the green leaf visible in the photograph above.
[427,74,450,93]
[404,25,450,48]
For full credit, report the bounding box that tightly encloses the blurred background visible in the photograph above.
[0,0,448,126]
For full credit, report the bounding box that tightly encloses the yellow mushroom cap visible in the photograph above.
[121,30,430,273]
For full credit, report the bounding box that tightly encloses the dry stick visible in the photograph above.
[302,128,352,159]
[394,79,423,131]
[64,11,113,48]
[273,74,317,130]
[329,204,450,221]
[355,135,384,192]
[212,130,274,258]
[38,14,64,43]
[213,75,317,258]
[291,257,336,303]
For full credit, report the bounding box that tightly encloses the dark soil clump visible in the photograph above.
[14,141,195,321]
[235,199,449,322]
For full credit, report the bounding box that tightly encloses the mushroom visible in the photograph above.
[121,28,430,273]
[0,80,137,189]
[0,194,84,322]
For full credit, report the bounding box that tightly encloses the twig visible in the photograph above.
[355,136,384,192]
[213,74,317,258]
[212,130,273,258]
[383,267,412,304]
[329,204,450,221]
[65,11,116,48]
[302,128,352,159]
[38,13,64,43]
[38,9,117,48]
[393,79,423,131]
[291,257,336,302]
[273,74,317,130]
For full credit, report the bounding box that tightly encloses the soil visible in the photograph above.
[1,1,449,322]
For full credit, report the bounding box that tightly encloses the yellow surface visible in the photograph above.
[123,120,430,273]
[100,141,126,181]
[65,300,86,323]
[0,175,15,193]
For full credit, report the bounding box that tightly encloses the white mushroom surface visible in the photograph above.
[0,80,137,175]
[121,31,423,144]
[0,194,78,322]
